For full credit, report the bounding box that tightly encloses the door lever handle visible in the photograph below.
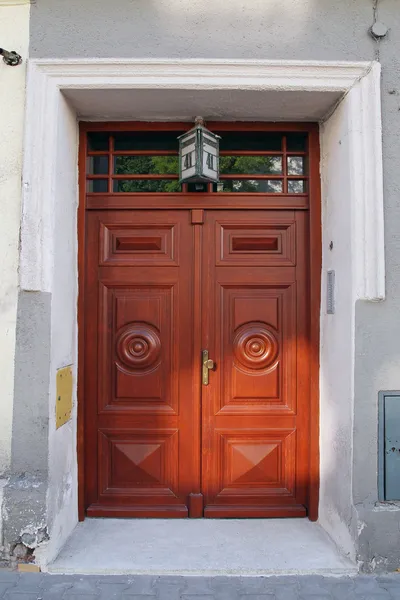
[202,350,214,385]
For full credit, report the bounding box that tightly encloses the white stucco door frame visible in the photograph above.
[19,59,384,565]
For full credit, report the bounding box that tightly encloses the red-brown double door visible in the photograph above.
[84,208,311,518]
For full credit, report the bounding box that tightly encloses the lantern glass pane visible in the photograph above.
[114,132,182,151]
[113,179,181,192]
[114,155,179,175]
[216,179,283,193]
[220,156,282,175]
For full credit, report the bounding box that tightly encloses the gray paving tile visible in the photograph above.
[181,595,215,600]
[377,576,400,584]
[359,596,395,600]
[0,574,19,584]
[4,591,40,600]
[121,596,157,600]
[0,571,399,599]
[68,578,99,594]
[237,578,281,594]
[182,577,214,595]
[96,582,128,599]
[123,577,155,595]
[39,592,71,600]
[274,588,300,600]
[239,595,276,600]
[152,578,187,599]
[0,583,17,597]
[63,596,99,600]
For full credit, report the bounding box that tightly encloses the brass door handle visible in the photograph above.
[202,350,214,385]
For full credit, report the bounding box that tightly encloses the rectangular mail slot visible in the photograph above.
[378,391,400,501]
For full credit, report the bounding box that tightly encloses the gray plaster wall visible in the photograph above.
[29,0,375,61]
[2,292,51,561]
[26,0,400,571]
[353,1,400,572]
[11,292,50,474]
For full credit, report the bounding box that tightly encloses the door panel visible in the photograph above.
[98,283,178,414]
[84,208,311,518]
[85,210,198,517]
[202,211,309,517]
[220,283,296,415]
[216,220,296,267]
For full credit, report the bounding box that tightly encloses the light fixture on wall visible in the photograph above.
[178,117,221,184]
[0,47,22,66]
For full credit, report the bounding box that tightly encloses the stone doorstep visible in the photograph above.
[46,519,357,577]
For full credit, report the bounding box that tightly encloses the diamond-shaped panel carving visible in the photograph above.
[216,429,296,497]
[99,429,178,495]
[230,442,279,485]
[113,442,162,485]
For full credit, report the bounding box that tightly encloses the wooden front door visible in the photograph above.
[201,210,308,517]
[81,124,320,519]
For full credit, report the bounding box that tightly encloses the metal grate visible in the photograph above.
[327,270,335,314]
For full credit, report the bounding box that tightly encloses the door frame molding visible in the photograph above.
[79,121,321,520]
[17,58,384,566]
[21,58,384,299]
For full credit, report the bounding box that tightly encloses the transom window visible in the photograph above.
[85,129,308,194]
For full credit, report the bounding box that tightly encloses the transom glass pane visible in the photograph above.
[86,129,310,195]
[87,132,109,151]
[114,155,179,175]
[220,156,282,175]
[113,179,181,193]
[87,179,108,193]
[87,156,109,175]
[113,132,182,151]
[287,156,304,175]
[288,179,306,193]
[216,179,283,193]
[217,132,282,151]
[286,133,307,152]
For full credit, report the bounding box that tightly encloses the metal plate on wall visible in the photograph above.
[56,365,73,429]
[378,391,400,501]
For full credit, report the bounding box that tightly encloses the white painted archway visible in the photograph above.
[20,59,384,565]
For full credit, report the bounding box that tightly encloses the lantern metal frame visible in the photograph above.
[178,117,220,184]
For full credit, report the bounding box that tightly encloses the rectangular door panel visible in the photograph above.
[98,283,177,414]
[220,283,296,415]
[216,216,296,267]
[99,222,178,266]
[202,211,309,518]
[214,428,296,497]
[98,428,180,498]
[85,210,198,517]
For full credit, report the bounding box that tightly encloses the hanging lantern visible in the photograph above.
[178,117,221,184]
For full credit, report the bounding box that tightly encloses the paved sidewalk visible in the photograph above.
[0,572,400,599]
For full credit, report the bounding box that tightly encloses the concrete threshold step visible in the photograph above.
[48,518,357,576]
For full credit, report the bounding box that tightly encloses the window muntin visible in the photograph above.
[86,130,309,194]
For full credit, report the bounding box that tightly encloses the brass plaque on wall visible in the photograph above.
[56,366,73,429]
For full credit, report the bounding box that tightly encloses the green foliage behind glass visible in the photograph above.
[219,156,282,175]
[114,156,180,192]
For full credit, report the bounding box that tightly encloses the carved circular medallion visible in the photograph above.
[233,323,278,371]
[116,322,161,371]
